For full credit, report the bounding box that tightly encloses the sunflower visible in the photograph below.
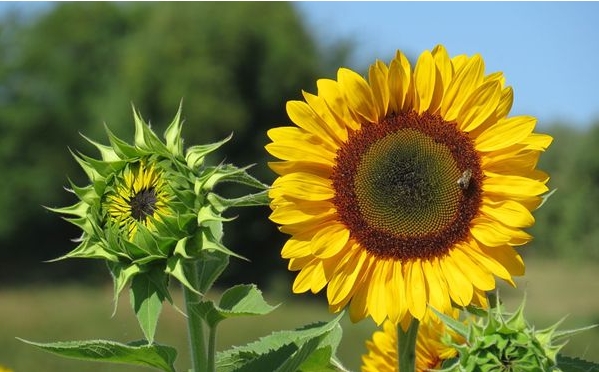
[105,161,172,240]
[52,105,268,307]
[361,318,459,372]
[266,45,551,325]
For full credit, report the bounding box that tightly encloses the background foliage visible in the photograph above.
[0,2,348,286]
[0,1,596,286]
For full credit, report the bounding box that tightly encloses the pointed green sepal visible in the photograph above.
[185,133,232,169]
[163,101,184,158]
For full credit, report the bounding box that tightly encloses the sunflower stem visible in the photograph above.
[207,323,218,371]
[397,318,419,372]
[183,261,209,372]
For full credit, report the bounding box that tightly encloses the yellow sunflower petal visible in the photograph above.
[327,246,369,307]
[349,274,371,323]
[265,139,336,166]
[316,78,361,131]
[439,255,473,306]
[369,60,390,120]
[270,172,334,201]
[386,260,407,324]
[422,258,451,314]
[470,217,532,247]
[442,54,485,121]
[268,160,332,178]
[388,50,413,112]
[338,68,378,123]
[292,259,321,293]
[269,200,335,225]
[302,90,349,144]
[311,223,350,258]
[475,116,537,152]
[458,80,502,132]
[432,44,453,93]
[414,50,437,113]
[522,133,553,151]
[478,243,525,278]
[286,100,341,150]
[483,173,549,199]
[281,237,311,259]
[450,247,495,291]
[404,261,426,319]
[367,260,390,325]
[480,199,535,228]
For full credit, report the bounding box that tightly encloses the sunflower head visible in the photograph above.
[51,104,267,300]
[361,318,461,372]
[266,45,552,325]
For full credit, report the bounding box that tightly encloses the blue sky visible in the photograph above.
[295,2,599,129]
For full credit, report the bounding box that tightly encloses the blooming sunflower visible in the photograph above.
[361,319,459,372]
[266,45,552,325]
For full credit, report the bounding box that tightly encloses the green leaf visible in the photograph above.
[274,336,322,372]
[557,355,599,372]
[130,272,168,343]
[216,312,344,372]
[18,338,177,372]
[195,284,278,327]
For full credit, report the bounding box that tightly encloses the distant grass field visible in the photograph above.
[1,257,598,371]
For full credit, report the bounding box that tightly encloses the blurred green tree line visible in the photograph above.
[0,2,349,286]
[0,2,595,288]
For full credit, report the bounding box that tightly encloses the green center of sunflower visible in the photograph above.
[130,187,157,222]
[331,111,482,260]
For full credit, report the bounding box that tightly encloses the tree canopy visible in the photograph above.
[0,2,343,285]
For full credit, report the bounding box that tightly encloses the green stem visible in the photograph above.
[397,318,419,372]
[207,323,218,371]
[184,261,208,372]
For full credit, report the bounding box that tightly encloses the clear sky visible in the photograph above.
[295,1,599,129]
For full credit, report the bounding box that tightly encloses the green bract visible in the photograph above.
[436,296,596,372]
[50,104,268,307]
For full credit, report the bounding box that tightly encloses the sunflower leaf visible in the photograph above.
[18,338,177,372]
[216,312,344,372]
[557,355,599,372]
[193,284,278,327]
[129,271,168,344]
